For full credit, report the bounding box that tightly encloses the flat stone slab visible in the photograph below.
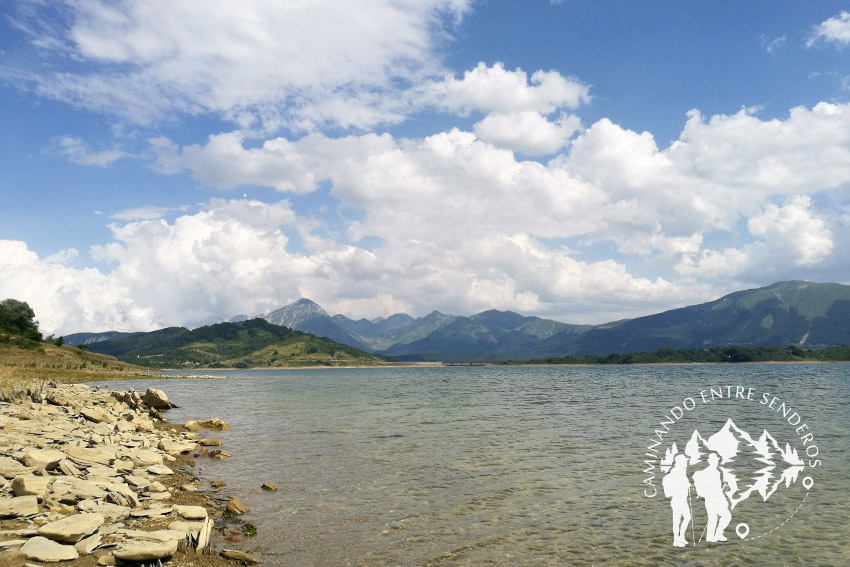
[128,507,172,518]
[174,505,207,520]
[128,448,163,467]
[220,549,260,563]
[185,418,230,431]
[51,476,108,501]
[146,464,174,475]
[11,474,52,501]
[124,474,150,489]
[76,500,131,521]
[38,512,105,543]
[120,529,183,543]
[168,520,205,534]
[113,538,178,561]
[19,447,66,469]
[0,456,34,479]
[20,536,80,562]
[159,438,196,455]
[62,445,116,467]
[0,495,38,518]
[75,532,102,555]
[80,407,115,424]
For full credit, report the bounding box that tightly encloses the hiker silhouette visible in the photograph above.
[693,452,731,542]
[662,453,691,547]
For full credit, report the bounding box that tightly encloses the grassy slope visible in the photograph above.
[88,319,392,368]
[0,332,152,387]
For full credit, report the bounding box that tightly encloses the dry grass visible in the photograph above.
[0,364,32,391]
[0,335,154,386]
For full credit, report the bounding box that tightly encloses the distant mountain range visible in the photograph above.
[68,281,850,362]
[78,318,388,368]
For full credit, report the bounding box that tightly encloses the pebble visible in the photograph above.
[0,381,247,564]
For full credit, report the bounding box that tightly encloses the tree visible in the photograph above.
[0,299,42,341]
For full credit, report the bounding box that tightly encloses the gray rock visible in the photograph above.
[62,445,116,467]
[57,459,82,477]
[142,388,172,410]
[80,407,115,424]
[185,418,230,431]
[0,495,38,517]
[146,464,174,475]
[174,504,207,520]
[124,474,150,489]
[167,520,204,534]
[76,500,131,521]
[20,536,80,562]
[128,507,172,518]
[128,448,162,467]
[38,512,105,543]
[75,532,102,555]
[51,477,108,502]
[159,438,196,455]
[11,475,52,501]
[113,538,178,561]
[119,529,183,543]
[19,447,66,469]
[226,496,248,515]
[0,456,34,479]
[220,548,260,563]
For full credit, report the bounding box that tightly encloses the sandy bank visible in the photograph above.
[0,381,263,566]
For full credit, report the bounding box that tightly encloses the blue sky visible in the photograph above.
[2,1,850,335]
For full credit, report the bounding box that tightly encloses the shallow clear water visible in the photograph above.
[107,364,850,566]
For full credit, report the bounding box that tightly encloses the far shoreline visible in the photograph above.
[141,358,850,374]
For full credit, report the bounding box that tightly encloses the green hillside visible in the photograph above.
[539,280,850,356]
[87,319,392,368]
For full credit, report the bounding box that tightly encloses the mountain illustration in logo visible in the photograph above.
[662,418,805,509]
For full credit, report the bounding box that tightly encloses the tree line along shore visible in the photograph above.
[501,345,850,366]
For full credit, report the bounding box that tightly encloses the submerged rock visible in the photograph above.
[225,496,248,515]
[185,418,230,431]
[220,548,260,563]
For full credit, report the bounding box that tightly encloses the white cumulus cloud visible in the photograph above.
[9,0,472,130]
[473,111,582,155]
[807,11,850,48]
[420,61,590,115]
[747,196,834,266]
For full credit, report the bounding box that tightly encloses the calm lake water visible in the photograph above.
[107,364,849,566]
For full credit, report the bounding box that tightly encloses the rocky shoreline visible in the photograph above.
[0,381,261,565]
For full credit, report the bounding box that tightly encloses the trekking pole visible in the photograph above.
[688,485,695,546]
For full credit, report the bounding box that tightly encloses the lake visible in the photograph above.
[107,363,850,566]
